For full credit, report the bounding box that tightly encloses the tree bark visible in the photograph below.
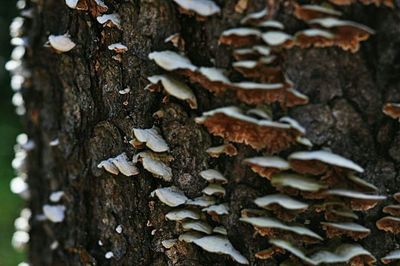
[15,0,400,265]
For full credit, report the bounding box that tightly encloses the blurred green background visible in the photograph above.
[0,1,26,266]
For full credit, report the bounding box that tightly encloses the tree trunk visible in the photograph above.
[13,0,400,265]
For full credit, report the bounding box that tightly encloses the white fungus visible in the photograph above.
[43,204,66,223]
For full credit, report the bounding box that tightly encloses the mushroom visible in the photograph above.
[383,103,400,120]
[243,156,290,179]
[148,50,197,72]
[164,33,185,50]
[308,17,375,52]
[206,144,238,158]
[219,28,262,47]
[65,0,88,10]
[97,158,119,175]
[376,216,400,234]
[165,209,201,221]
[269,239,315,264]
[288,150,364,175]
[110,152,140,177]
[192,235,249,264]
[133,151,172,181]
[240,8,269,25]
[96,13,121,29]
[258,20,285,30]
[151,186,188,207]
[179,231,203,243]
[294,29,335,49]
[254,194,308,221]
[199,169,228,184]
[43,205,66,223]
[107,43,128,53]
[196,106,305,153]
[346,174,378,192]
[294,4,342,21]
[162,239,177,249]
[49,191,64,203]
[131,127,169,153]
[187,67,232,94]
[202,184,226,197]
[202,203,230,220]
[310,243,376,265]
[328,0,394,7]
[235,0,249,13]
[47,34,76,53]
[381,250,400,264]
[270,173,327,198]
[146,74,198,109]
[321,222,371,239]
[261,31,294,48]
[172,0,221,17]
[383,205,400,216]
[186,195,216,207]
[240,216,323,243]
[182,220,213,234]
[324,189,386,211]
[255,246,285,260]
[213,226,228,235]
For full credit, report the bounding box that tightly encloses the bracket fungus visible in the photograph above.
[258,20,285,30]
[294,4,342,21]
[97,158,119,175]
[294,29,335,49]
[151,186,188,207]
[202,203,229,217]
[288,150,364,176]
[107,43,128,53]
[270,173,326,198]
[199,169,228,184]
[96,13,121,29]
[328,0,394,7]
[178,231,203,243]
[268,239,315,264]
[164,33,185,51]
[383,103,400,120]
[254,194,308,221]
[47,34,76,53]
[310,243,376,265]
[43,205,66,223]
[243,156,290,179]
[219,28,262,47]
[261,31,294,48]
[146,75,198,109]
[206,144,238,158]
[97,153,139,177]
[202,184,226,197]
[196,106,305,153]
[383,205,400,216]
[192,235,249,264]
[381,250,400,264]
[186,195,216,207]
[182,220,213,234]
[133,151,172,182]
[240,216,323,243]
[321,222,371,239]
[240,9,269,25]
[131,127,169,153]
[213,226,227,235]
[376,216,400,234]
[148,50,197,72]
[162,239,177,249]
[325,189,386,211]
[165,209,201,221]
[172,0,221,17]
[308,17,375,52]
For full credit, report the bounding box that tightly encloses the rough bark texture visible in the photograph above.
[19,0,400,265]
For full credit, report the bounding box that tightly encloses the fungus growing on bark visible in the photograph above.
[254,194,308,221]
[235,0,249,13]
[289,150,364,175]
[49,191,64,203]
[107,43,128,53]
[346,174,378,192]
[202,203,229,219]
[151,186,188,207]
[383,103,400,120]
[376,216,400,234]
[328,0,394,7]
[111,152,139,177]
[202,184,226,197]
[258,20,285,30]
[383,205,400,216]
[146,75,198,109]
[65,0,88,10]
[268,239,315,264]
[310,243,376,265]
[240,9,268,25]
[187,67,232,94]
[308,17,375,52]
[164,33,185,50]
[131,127,169,153]
[270,173,326,197]
[186,195,216,207]
[179,231,203,243]
[182,220,213,234]
[196,106,304,153]
[199,169,228,184]
[381,250,400,264]
[219,28,262,47]
[172,0,221,17]
[261,31,294,48]
[294,4,342,21]
[213,226,227,235]
[325,189,386,211]
[148,50,197,72]
[96,13,121,29]
[255,246,285,260]
[192,235,249,264]
[243,156,290,179]
[294,29,335,49]
[162,239,177,249]
[133,151,172,181]
[43,205,66,223]
[240,216,323,243]
[165,209,201,221]
[206,144,238,158]
[321,222,371,239]
[47,34,76,53]
[97,158,119,175]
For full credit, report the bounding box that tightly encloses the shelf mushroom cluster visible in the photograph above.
[151,169,249,265]
[383,102,400,121]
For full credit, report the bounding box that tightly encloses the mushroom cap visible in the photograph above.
[381,249,400,264]
[182,220,213,234]
[199,169,228,183]
[254,194,309,210]
[151,186,188,207]
[110,153,139,176]
[165,209,201,221]
[325,189,386,200]
[96,13,121,29]
[43,204,66,223]
[173,0,221,16]
[288,150,364,173]
[383,102,400,119]
[311,243,375,265]
[376,216,400,234]
[48,34,76,52]
[202,203,230,215]
[271,173,326,192]
[308,17,375,34]
[243,156,290,170]
[148,50,197,71]
[132,127,169,153]
[269,239,315,265]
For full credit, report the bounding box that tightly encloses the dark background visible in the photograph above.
[0,1,26,265]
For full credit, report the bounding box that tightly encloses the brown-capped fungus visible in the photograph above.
[383,103,400,120]
[219,28,262,47]
[321,222,371,239]
[294,4,342,21]
[376,216,400,234]
[206,144,238,158]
